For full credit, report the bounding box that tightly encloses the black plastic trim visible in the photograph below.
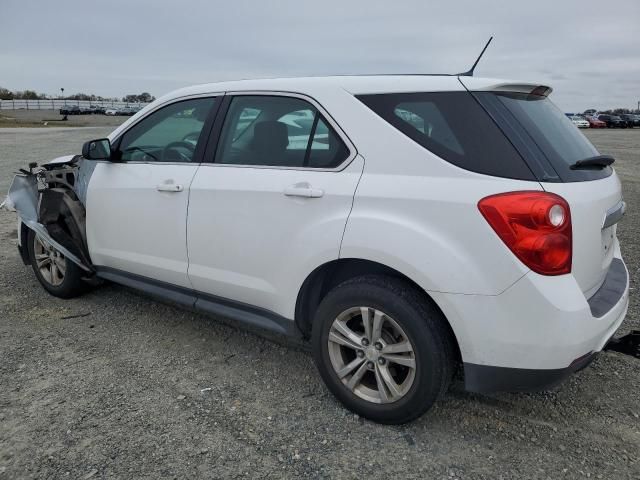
[587,258,627,318]
[201,95,231,164]
[94,266,301,338]
[18,223,31,265]
[464,352,596,393]
[17,243,29,266]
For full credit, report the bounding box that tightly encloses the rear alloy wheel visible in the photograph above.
[312,275,454,424]
[27,229,89,298]
[327,307,416,404]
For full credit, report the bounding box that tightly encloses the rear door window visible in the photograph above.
[357,92,536,181]
[214,95,350,169]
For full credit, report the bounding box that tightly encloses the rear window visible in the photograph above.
[357,92,536,181]
[474,92,610,182]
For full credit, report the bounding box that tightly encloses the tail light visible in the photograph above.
[478,191,572,275]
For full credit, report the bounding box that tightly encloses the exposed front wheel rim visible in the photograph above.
[327,306,416,404]
[33,234,66,286]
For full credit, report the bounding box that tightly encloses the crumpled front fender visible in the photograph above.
[3,174,92,272]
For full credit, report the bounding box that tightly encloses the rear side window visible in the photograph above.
[357,92,535,181]
[215,95,350,168]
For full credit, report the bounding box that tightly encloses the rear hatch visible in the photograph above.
[464,81,624,297]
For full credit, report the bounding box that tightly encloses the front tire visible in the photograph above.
[312,275,454,424]
[27,229,88,298]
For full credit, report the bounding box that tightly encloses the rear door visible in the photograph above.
[86,96,219,288]
[187,93,362,317]
[469,87,624,297]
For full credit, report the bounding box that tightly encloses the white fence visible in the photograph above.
[0,99,150,110]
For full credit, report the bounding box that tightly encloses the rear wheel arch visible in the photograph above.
[295,258,461,363]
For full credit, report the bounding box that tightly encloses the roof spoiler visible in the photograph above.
[459,78,553,96]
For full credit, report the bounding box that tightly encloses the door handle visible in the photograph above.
[156,183,184,192]
[283,184,324,198]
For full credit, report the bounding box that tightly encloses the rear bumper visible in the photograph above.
[431,249,629,393]
[464,351,597,393]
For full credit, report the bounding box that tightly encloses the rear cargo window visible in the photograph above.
[474,92,611,182]
[357,92,536,181]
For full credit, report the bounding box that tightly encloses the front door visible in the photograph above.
[86,96,219,288]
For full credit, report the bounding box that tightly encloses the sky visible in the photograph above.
[1,0,639,112]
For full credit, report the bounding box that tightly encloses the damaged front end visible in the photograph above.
[2,156,95,273]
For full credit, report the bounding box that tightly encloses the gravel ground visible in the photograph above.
[0,127,638,479]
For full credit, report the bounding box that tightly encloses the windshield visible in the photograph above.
[475,92,610,182]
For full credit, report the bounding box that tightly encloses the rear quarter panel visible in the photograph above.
[341,172,538,296]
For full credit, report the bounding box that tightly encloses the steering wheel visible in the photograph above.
[162,141,195,162]
[182,131,201,143]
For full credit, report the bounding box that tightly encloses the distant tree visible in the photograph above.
[0,87,13,100]
[66,93,94,101]
[15,90,43,100]
[613,108,631,114]
[122,92,155,103]
[137,92,154,103]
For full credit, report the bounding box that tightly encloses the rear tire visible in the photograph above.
[311,275,454,424]
[27,229,89,298]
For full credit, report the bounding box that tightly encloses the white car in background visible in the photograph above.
[104,107,120,116]
[5,75,629,423]
[570,115,590,128]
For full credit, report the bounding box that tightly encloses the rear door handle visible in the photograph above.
[283,184,324,198]
[156,183,184,192]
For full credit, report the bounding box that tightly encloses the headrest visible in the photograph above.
[252,121,289,151]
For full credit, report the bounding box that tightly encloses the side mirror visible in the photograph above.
[82,138,111,160]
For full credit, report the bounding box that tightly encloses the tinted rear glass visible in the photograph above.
[357,92,536,181]
[474,92,611,182]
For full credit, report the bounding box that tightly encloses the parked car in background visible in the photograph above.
[583,109,598,117]
[6,76,629,424]
[79,105,92,115]
[104,107,120,116]
[118,106,137,116]
[586,116,606,128]
[619,114,639,128]
[90,105,107,114]
[59,105,81,116]
[569,115,589,128]
[597,114,626,128]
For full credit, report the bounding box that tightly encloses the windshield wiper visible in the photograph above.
[569,155,615,170]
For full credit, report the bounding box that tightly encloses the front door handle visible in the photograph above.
[283,183,324,198]
[156,183,184,192]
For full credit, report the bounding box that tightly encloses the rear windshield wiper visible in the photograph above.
[569,155,615,170]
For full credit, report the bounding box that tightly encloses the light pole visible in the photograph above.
[60,88,65,106]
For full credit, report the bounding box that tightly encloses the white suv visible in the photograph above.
[5,76,629,424]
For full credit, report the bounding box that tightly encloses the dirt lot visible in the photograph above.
[0,110,126,128]
[0,127,638,479]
